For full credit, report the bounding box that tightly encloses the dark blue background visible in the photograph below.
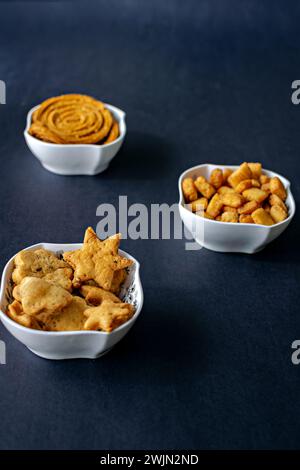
[0,0,300,450]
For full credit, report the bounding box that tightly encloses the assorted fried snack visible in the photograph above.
[6,228,135,332]
[182,162,289,225]
[28,94,119,145]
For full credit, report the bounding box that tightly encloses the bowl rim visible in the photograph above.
[178,163,296,228]
[0,242,143,337]
[24,102,126,149]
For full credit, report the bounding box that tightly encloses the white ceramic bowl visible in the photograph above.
[0,243,143,360]
[24,103,126,176]
[178,164,295,254]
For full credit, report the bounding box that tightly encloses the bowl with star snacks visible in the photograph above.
[179,162,295,253]
[0,227,143,359]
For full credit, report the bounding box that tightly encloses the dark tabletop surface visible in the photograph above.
[0,0,300,450]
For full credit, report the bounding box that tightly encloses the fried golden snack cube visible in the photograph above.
[269,194,287,211]
[260,174,270,185]
[182,178,198,202]
[235,179,254,193]
[228,162,252,188]
[209,168,223,189]
[13,276,73,317]
[251,179,261,188]
[80,285,121,306]
[83,300,135,332]
[220,211,239,223]
[261,182,270,192]
[252,208,274,225]
[239,214,254,223]
[222,168,233,184]
[194,176,216,199]
[223,206,238,213]
[242,188,269,203]
[190,197,208,212]
[206,194,223,218]
[203,212,214,219]
[215,215,222,221]
[217,186,236,195]
[238,200,260,214]
[220,192,244,208]
[270,177,287,201]
[248,163,262,180]
[270,205,288,223]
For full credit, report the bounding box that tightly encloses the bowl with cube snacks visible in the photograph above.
[178,162,295,254]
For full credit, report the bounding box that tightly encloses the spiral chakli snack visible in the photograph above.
[29,94,119,145]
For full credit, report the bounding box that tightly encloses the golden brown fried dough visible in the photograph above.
[217,186,236,195]
[43,267,73,292]
[110,269,127,294]
[12,249,69,285]
[220,211,239,223]
[252,208,274,226]
[29,94,115,145]
[260,174,270,185]
[228,162,252,188]
[182,178,198,202]
[43,296,87,331]
[269,194,287,211]
[209,168,223,189]
[13,277,73,318]
[270,177,287,201]
[7,300,42,330]
[206,194,223,218]
[238,200,260,215]
[194,176,216,199]
[80,285,121,306]
[235,179,254,193]
[220,192,244,208]
[63,227,132,290]
[222,168,233,184]
[190,197,208,212]
[239,214,254,224]
[242,188,269,204]
[223,206,238,213]
[270,205,288,223]
[248,163,262,180]
[84,300,135,332]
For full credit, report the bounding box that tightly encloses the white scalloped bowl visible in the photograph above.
[178,164,295,254]
[24,103,126,176]
[0,243,143,360]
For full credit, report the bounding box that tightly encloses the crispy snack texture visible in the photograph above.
[84,300,135,332]
[63,227,132,290]
[29,94,119,145]
[182,163,289,224]
[6,228,135,332]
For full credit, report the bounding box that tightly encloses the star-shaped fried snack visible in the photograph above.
[63,227,132,290]
[12,248,70,285]
[83,300,135,332]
